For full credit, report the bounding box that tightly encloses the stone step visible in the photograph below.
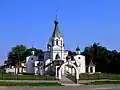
[60,76,74,84]
[61,81,74,84]
[61,83,80,86]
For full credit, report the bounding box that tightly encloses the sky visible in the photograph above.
[0,0,120,64]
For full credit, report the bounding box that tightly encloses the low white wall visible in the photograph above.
[6,67,18,74]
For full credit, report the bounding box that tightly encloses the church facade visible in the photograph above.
[25,19,95,79]
[44,19,86,76]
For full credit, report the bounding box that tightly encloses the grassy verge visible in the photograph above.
[67,73,120,82]
[0,73,56,80]
[1,73,120,80]
[0,81,63,86]
[81,81,120,85]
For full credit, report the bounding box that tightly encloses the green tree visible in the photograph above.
[82,43,111,73]
[5,45,44,74]
[6,45,27,74]
[23,47,44,62]
[82,42,120,74]
[67,50,76,60]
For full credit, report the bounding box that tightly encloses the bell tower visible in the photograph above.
[47,18,64,61]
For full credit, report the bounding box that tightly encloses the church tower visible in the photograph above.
[47,18,64,61]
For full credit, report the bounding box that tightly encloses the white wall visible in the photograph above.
[44,59,51,73]
[6,67,18,74]
[50,36,65,61]
[74,55,86,74]
[52,50,65,61]
[26,56,38,74]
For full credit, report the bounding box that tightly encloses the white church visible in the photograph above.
[6,19,95,80]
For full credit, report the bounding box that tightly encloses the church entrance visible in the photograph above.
[57,61,79,83]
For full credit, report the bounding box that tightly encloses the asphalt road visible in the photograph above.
[0,84,120,90]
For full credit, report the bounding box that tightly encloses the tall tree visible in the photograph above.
[11,45,27,62]
[6,45,27,73]
[82,42,120,74]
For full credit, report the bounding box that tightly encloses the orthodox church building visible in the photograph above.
[44,19,87,76]
[6,19,95,80]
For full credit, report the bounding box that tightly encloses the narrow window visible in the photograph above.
[61,41,62,45]
[90,67,93,73]
[56,39,58,45]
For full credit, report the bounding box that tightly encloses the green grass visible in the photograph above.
[1,72,120,81]
[0,81,62,86]
[0,73,56,80]
[79,73,120,80]
[81,81,120,85]
[67,73,120,82]
[79,73,110,80]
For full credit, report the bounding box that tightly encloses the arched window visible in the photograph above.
[55,53,60,60]
[56,39,58,45]
[61,41,62,45]
[90,67,93,72]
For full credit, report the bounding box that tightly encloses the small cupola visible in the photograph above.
[31,46,35,56]
[76,45,80,55]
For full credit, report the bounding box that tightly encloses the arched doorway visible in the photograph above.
[58,61,79,83]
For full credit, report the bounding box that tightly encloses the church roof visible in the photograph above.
[52,19,61,38]
[48,19,61,45]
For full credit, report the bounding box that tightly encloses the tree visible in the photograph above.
[6,45,27,74]
[11,44,27,63]
[82,42,120,74]
[82,43,109,73]
[5,52,17,67]
[67,50,76,60]
[23,47,44,62]
[5,45,44,73]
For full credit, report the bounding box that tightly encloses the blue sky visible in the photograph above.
[0,0,120,64]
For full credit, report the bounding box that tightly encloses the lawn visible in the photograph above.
[81,80,120,85]
[0,81,62,86]
[67,73,120,82]
[1,72,120,81]
[0,73,56,80]
[79,73,120,80]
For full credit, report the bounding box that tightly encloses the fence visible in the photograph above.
[67,73,120,82]
[1,72,120,81]
[79,73,120,80]
[0,72,56,80]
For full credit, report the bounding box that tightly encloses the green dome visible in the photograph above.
[76,46,80,51]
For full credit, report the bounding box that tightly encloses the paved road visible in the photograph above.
[0,84,120,90]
